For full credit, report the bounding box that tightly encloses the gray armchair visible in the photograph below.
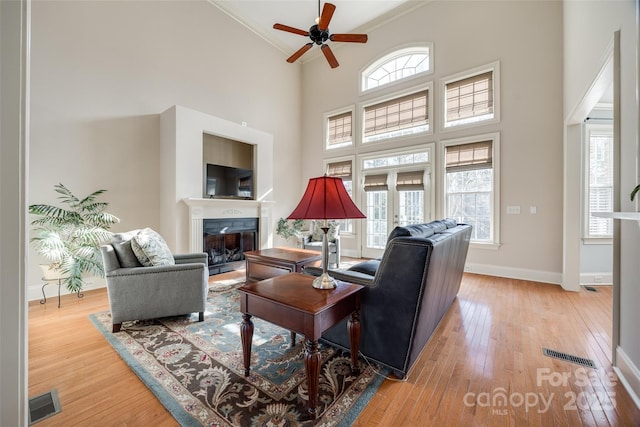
[302,220,341,268]
[100,230,208,333]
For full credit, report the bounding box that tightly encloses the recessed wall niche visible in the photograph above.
[203,134,254,170]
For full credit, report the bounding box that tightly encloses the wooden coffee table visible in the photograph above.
[238,273,363,418]
[244,247,322,282]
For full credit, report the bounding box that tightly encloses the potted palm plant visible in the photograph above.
[29,183,120,293]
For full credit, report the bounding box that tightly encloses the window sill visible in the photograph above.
[470,242,500,251]
[582,237,613,245]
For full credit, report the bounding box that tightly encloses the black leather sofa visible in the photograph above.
[307,219,472,379]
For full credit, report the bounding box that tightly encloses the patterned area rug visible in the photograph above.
[89,280,386,426]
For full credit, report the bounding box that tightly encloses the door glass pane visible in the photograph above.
[398,190,424,226]
[366,191,387,249]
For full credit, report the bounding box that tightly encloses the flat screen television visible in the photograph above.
[205,163,254,200]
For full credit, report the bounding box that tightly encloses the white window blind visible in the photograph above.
[587,129,613,237]
[445,71,493,125]
[364,90,428,141]
[327,111,352,149]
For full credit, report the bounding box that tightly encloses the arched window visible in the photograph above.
[361,45,432,92]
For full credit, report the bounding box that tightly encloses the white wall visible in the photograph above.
[564,0,640,406]
[28,0,303,299]
[300,0,564,283]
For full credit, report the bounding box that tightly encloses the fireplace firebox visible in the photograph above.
[203,217,258,275]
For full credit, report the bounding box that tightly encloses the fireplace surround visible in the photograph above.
[182,198,273,274]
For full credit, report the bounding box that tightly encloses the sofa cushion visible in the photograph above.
[130,228,175,267]
[386,219,459,243]
[111,230,143,268]
[348,259,380,276]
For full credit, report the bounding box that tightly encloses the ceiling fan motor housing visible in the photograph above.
[309,24,329,45]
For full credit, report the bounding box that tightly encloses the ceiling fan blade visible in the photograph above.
[273,23,309,37]
[321,44,339,68]
[330,34,368,43]
[287,43,313,63]
[317,2,336,31]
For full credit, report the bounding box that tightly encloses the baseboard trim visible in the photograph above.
[580,272,613,285]
[463,263,562,285]
[28,280,105,302]
[614,346,640,411]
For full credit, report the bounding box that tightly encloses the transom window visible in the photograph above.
[325,109,353,150]
[362,45,432,91]
[363,87,431,143]
[442,62,500,130]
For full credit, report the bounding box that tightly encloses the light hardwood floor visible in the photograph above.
[28,270,640,426]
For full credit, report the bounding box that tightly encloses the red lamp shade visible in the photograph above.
[287,176,365,220]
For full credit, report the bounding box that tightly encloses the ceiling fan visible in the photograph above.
[273,1,368,69]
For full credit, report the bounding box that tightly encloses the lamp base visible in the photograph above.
[312,273,338,289]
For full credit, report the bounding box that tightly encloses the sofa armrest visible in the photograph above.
[174,252,207,265]
[304,266,374,286]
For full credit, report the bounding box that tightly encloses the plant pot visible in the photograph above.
[39,264,67,281]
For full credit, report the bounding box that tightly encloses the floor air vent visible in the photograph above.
[583,285,599,292]
[542,348,596,368]
[29,389,61,425]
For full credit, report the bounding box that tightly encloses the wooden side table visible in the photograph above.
[244,247,322,282]
[238,273,363,418]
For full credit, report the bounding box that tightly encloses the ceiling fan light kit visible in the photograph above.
[273,1,368,69]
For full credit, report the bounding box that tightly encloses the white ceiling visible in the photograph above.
[209,0,418,62]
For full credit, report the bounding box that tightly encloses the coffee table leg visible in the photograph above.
[304,339,321,418]
[348,311,361,374]
[240,314,254,376]
[290,331,296,348]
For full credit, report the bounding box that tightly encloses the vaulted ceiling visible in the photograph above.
[209,0,417,61]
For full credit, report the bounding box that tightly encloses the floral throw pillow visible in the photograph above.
[131,228,175,267]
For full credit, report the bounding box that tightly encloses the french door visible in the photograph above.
[361,171,429,259]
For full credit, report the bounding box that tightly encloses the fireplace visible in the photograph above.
[203,217,258,275]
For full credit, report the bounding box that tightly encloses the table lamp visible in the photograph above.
[287,175,366,289]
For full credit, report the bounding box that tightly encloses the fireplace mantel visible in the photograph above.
[182,198,274,253]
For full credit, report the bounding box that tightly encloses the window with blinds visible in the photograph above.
[363,174,388,192]
[586,127,613,238]
[326,160,352,179]
[443,63,499,129]
[326,111,353,150]
[396,170,424,191]
[445,139,496,243]
[363,90,429,143]
[326,159,355,233]
[445,141,493,172]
